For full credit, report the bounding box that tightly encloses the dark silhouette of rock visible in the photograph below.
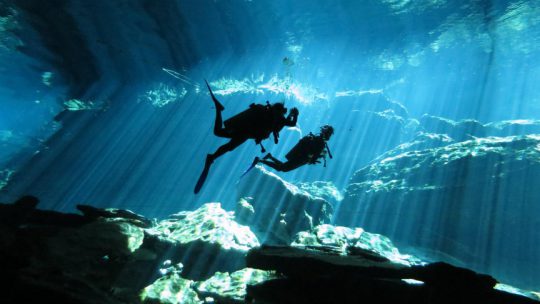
[77,204,153,228]
[0,198,261,303]
[0,196,537,303]
[245,246,538,304]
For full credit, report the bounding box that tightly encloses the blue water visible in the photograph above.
[1,0,539,291]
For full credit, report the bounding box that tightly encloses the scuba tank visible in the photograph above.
[224,103,267,131]
[285,133,325,162]
[223,102,273,139]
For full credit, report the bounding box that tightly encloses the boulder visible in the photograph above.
[236,166,333,245]
[336,135,540,290]
[292,224,422,266]
[0,197,150,303]
[294,181,343,205]
[194,268,277,303]
[140,269,202,304]
[144,203,259,280]
[1,197,537,303]
[77,204,154,228]
[245,245,538,304]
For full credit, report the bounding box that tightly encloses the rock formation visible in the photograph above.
[1,196,538,303]
[336,135,540,289]
[236,166,333,245]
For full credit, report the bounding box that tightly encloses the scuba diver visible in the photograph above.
[251,125,334,172]
[194,80,299,193]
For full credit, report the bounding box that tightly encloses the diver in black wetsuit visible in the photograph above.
[254,125,334,172]
[194,80,299,193]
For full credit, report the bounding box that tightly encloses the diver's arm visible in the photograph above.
[285,107,299,126]
[326,142,333,159]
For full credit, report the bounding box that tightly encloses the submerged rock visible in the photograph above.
[337,135,540,290]
[0,197,151,303]
[292,224,423,266]
[77,204,154,228]
[145,203,259,280]
[140,270,202,304]
[294,181,343,205]
[420,115,487,141]
[236,166,333,245]
[373,132,455,162]
[245,245,537,304]
[194,268,277,303]
[485,119,540,136]
[0,198,261,303]
[0,197,537,303]
[420,115,540,140]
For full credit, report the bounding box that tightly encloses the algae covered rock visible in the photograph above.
[195,268,277,303]
[140,270,202,304]
[292,224,423,266]
[147,202,259,251]
[145,203,259,280]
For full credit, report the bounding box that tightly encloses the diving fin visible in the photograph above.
[238,157,259,180]
[194,155,213,194]
[204,79,224,111]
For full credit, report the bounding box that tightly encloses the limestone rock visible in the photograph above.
[245,245,537,304]
[420,115,487,141]
[144,203,259,280]
[236,166,333,245]
[140,270,202,304]
[420,116,540,140]
[294,181,343,205]
[292,224,423,266]
[337,135,540,289]
[194,268,277,303]
[485,119,540,136]
[0,197,151,303]
[77,204,153,228]
[373,132,455,162]
[1,197,537,303]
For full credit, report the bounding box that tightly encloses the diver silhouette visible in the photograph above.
[194,80,299,193]
[253,125,334,172]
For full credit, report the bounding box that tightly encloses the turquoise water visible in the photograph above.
[1,0,539,291]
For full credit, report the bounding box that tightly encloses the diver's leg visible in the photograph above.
[206,80,229,137]
[212,107,230,137]
[259,159,286,172]
[205,79,224,111]
[259,158,303,172]
[208,137,247,162]
[279,161,303,172]
[196,137,246,193]
[264,153,280,162]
